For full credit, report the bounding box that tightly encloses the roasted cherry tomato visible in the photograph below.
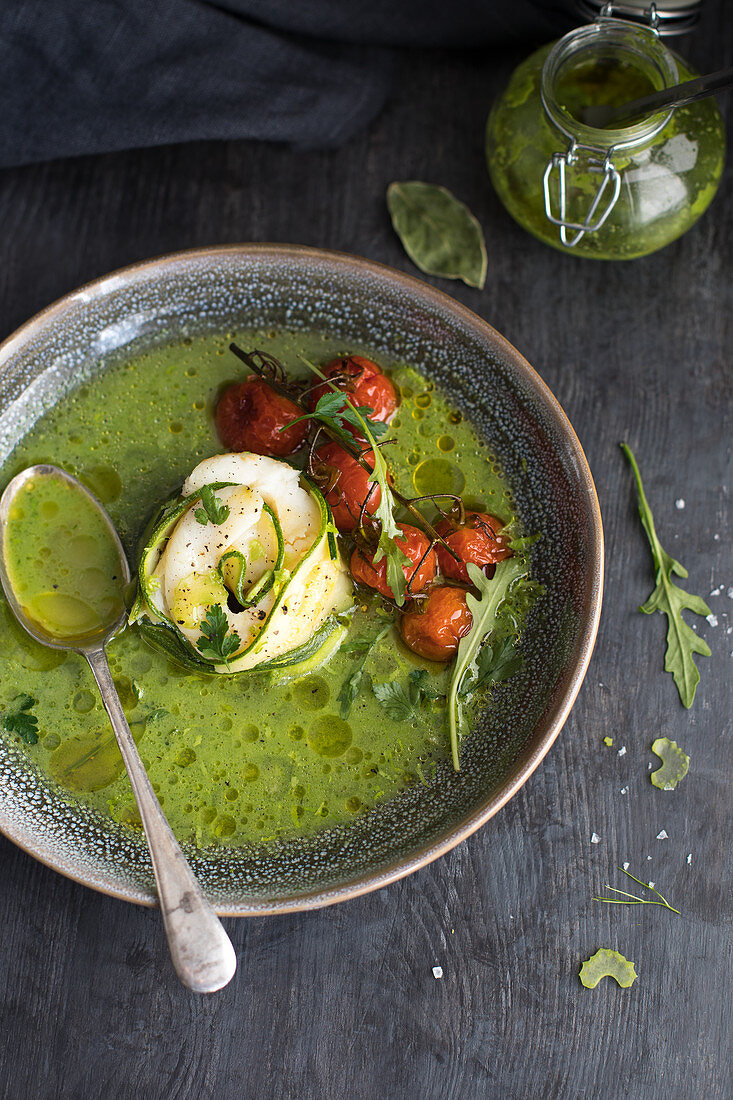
[399,585,473,662]
[308,356,398,424]
[215,377,307,457]
[434,512,512,584]
[350,524,437,600]
[313,441,381,532]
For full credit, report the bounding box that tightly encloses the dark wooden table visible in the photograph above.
[0,7,730,1098]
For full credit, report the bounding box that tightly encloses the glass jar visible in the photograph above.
[485,18,726,259]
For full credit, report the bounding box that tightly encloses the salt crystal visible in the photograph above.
[647,855,652,861]
[714,533,720,541]
[618,746,626,757]
[710,587,722,597]
[623,862,630,871]
[727,587,733,599]
[656,829,668,840]
[432,966,443,979]
[687,853,692,865]
[706,614,718,627]
[648,762,653,770]
[648,881,655,889]
[675,499,685,510]
[591,832,601,844]
[620,787,628,795]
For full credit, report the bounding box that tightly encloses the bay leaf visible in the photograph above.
[386,181,487,289]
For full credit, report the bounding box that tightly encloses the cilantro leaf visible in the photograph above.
[579,949,637,989]
[650,736,689,790]
[193,485,230,527]
[621,444,711,707]
[3,694,39,745]
[447,559,528,771]
[407,668,442,703]
[195,605,241,668]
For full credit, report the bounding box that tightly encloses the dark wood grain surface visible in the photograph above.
[0,6,731,1098]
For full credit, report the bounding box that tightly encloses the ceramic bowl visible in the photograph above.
[0,245,603,914]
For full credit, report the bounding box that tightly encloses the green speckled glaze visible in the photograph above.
[0,331,519,849]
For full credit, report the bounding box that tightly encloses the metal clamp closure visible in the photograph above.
[542,142,621,248]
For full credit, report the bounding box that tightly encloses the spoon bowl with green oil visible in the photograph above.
[0,465,236,993]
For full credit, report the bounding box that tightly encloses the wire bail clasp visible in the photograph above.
[542,142,621,247]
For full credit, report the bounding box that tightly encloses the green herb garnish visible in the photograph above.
[373,668,441,722]
[579,949,637,989]
[194,485,230,526]
[650,736,689,790]
[465,635,522,694]
[195,605,241,668]
[3,693,39,745]
[284,390,389,441]
[447,559,527,771]
[300,357,412,605]
[337,624,392,718]
[386,181,487,289]
[621,443,711,707]
[593,866,680,914]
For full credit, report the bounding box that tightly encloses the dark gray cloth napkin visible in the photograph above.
[0,0,573,168]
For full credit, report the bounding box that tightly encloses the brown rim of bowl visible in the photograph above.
[0,244,604,916]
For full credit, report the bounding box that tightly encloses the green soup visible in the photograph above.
[4,473,125,642]
[0,330,520,848]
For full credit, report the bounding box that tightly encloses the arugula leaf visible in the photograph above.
[621,443,711,708]
[3,693,39,745]
[193,484,230,526]
[447,558,527,771]
[650,736,689,790]
[195,605,241,668]
[579,949,637,989]
[300,357,411,605]
[372,666,441,721]
[337,624,392,718]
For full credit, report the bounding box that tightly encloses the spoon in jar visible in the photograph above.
[0,465,236,993]
[578,65,733,130]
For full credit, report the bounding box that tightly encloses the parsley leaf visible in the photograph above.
[195,605,241,668]
[193,484,230,526]
[372,667,441,721]
[337,624,392,718]
[372,681,416,721]
[447,559,527,771]
[3,694,39,745]
[464,635,522,695]
[579,949,637,989]
[621,443,711,707]
[283,391,390,441]
[300,357,411,605]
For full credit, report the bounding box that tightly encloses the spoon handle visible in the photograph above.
[581,65,733,129]
[84,646,237,993]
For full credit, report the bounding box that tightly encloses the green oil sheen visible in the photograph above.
[4,474,125,641]
[0,330,515,849]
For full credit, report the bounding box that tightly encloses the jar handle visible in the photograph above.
[543,145,621,247]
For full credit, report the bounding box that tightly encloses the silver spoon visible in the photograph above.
[578,65,733,130]
[0,465,236,993]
